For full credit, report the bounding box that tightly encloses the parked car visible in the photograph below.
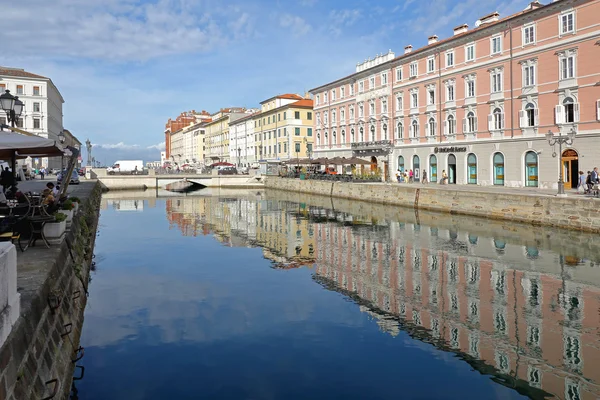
[218,167,237,175]
[49,168,60,175]
[57,169,80,185]
[239,167,249,175]
[107,160,144,175]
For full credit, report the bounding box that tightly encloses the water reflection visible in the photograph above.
[89,190,600,400]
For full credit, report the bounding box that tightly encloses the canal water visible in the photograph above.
[75,189,600,400]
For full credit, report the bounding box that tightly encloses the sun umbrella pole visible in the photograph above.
[11,151,16,181]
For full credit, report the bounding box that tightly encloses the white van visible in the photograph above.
[107,160,144,175]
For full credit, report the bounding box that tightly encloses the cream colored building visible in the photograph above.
[253,94,315,162]
[204,108,247,164]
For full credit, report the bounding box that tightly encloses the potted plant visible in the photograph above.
[70,197,81,213]
[299,167,307,180]
[59,199,75,229]
[43,212,67,244]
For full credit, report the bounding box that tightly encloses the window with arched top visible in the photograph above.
[317,133,321,145]
[411,120,418,138]
[467,153,477,184]
[493,152,504,185]
[525,151,538,187]
[493,108,504,130]
[429,154,437,182]
[524,103,536,127]
[341,130,346,143]
[332,131,336,145]
[383,124,388,140]
[360,127,364,142]
[398,155,405,172]
[447,115,455,135]
[370,125,375,142]
[467,112,476,133]
[428,118,436,137]
[413,155,420,182]
[351,129,355,142]
[563,97,575,123]
[397,122,403,139]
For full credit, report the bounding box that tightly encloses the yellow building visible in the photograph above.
[252,94,314,162]
[204,108,247,164]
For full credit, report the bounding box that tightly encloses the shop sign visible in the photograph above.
[434,146,467,153]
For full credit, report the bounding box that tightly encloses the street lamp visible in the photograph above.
[546,128,576,196]
[0,90,24,128]
[58,131,66,170]
[295,142,301,171]
[237,147,241,167]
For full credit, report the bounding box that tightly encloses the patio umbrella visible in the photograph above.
[209,161,234,167]
[345,157,371,165]
[0,130,64,177]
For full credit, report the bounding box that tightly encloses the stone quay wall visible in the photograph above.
[265,177,600,233]
[0,182,102,400]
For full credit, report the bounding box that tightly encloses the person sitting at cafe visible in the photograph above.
[46,182,60,197]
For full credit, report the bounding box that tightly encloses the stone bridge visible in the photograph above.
[90,170,265,191]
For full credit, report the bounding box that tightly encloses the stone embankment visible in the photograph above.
[0,181,101,400]
[265,177,600,233]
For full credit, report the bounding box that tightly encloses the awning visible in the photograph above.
[0,130,64,158]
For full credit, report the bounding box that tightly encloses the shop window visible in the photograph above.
[413,155,420,182]
[493,152,504,185]
[398,156,404,172]
[525,151,538,187]
[429,154,437,182]
[467,153,477,184]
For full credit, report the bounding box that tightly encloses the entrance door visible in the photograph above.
[448,154,457,184]
[561,149,579,190]
[371,156,378,172]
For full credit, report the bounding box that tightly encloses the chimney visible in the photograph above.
[453,24,468,35]
[479,11,500,24]
[404,45,413,54]
[428,35,438,45]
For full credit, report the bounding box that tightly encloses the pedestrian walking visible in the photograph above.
[409,169,414,183]
[40,168,45,180]
[577,171,586,194]
[440,170,448,184]
[422,169,428,184]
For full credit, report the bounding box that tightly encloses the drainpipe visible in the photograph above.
[509,21,515,139]
[438,50,443,143]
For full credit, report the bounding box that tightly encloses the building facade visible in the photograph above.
[0,67,65,169]
[204,108,248,164]
[164,110,210,160]
[252,94,315,163]
[229,111,260,168]
[310,0,600,188]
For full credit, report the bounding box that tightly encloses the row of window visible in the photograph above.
[396,151,539,187]
[254,127,313,142]
[0,116,42,129]
[256,142,313,157]
[0,83,43,96]
[317,56,575,126]
[253,111,312,128]
[316,98,586,144]
[315,10,577,106]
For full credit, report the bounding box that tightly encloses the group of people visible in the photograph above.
[395,169,449,184]
[578,167,600,194]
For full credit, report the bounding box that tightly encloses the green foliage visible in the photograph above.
[61,199,74,211]
[53,212,67,222]
[69,196,81,203]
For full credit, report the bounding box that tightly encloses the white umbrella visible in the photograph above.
[0,130,63,158]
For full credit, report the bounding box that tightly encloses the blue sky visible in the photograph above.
[9,0,525,164]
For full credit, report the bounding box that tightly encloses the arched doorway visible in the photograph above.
[370,156,377,172]
[448,154,457,184]
[493,152,504,185]
[429,154,437,183]
[398,156,405,172]
[525,151,538,187]
[561,149,579,190]
[467,153,477,184]
[413,155,420,182]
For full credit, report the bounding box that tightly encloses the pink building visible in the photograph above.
[310,0,600,188]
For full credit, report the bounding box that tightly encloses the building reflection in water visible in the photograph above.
[163,191,600,400]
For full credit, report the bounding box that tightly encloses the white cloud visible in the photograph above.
[279,13,311,37]
[0,0,249,61]
[329,9,361,36]
[147,142,166,151]
[94,142,140,150]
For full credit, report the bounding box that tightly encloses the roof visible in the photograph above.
[309,0,559,93]
[229,111,261,125]
[289,99,314,108]
[0,67,49,80]
[260,93,303,104]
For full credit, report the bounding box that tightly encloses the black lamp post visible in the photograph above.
[0,90,24,128]
[546,128,576,196]
[237,147,241,167]
[295,142,301,171]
